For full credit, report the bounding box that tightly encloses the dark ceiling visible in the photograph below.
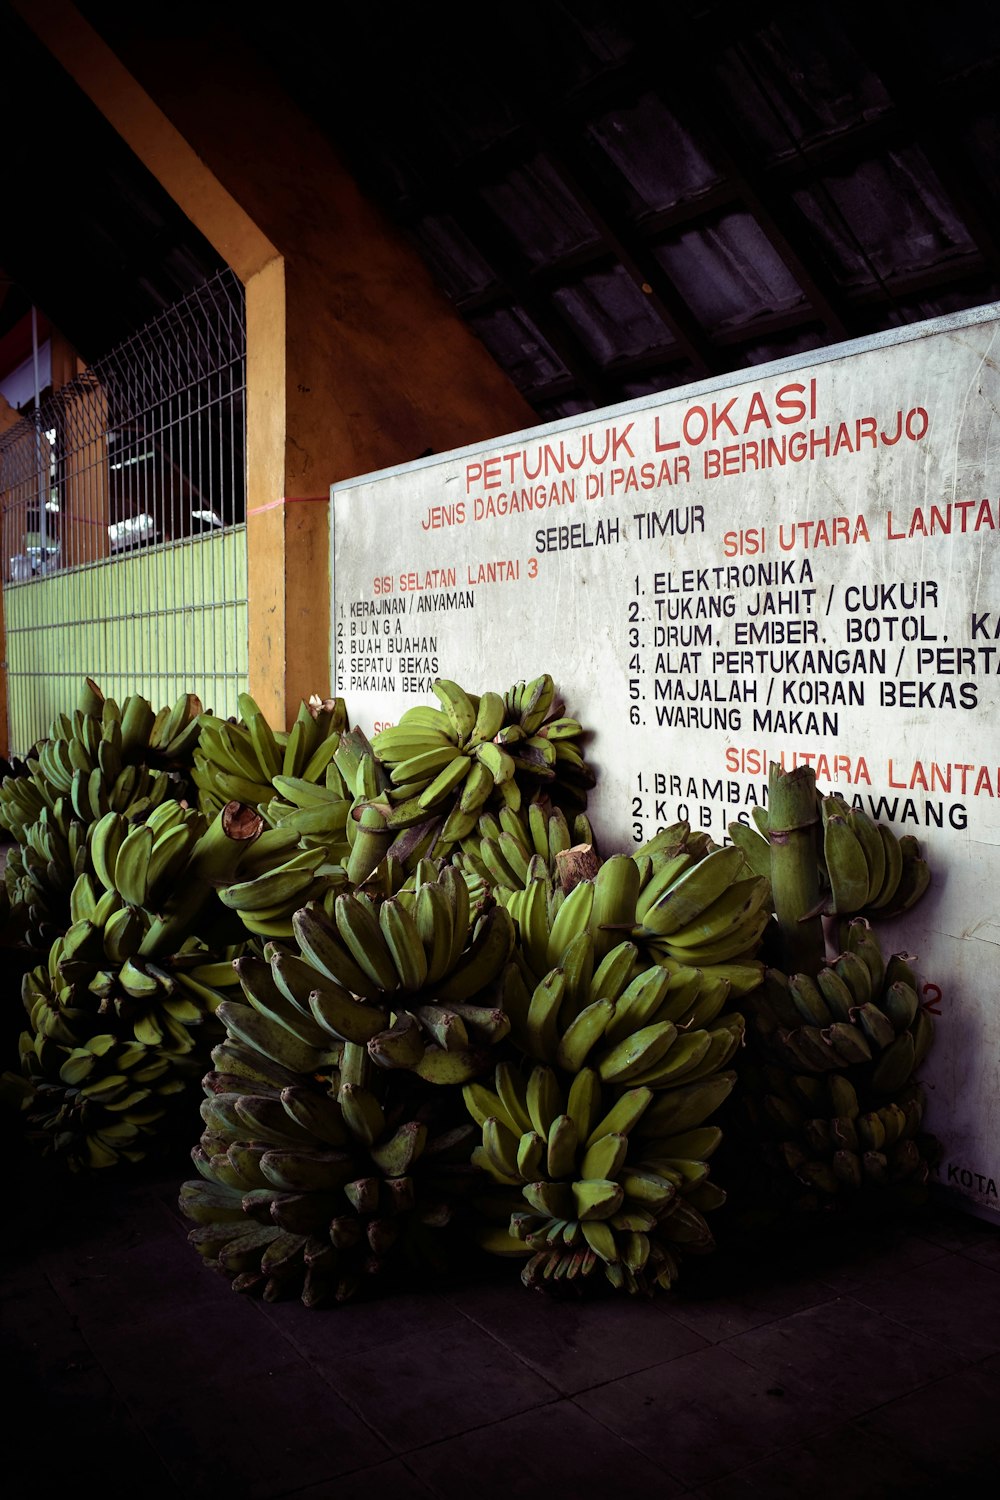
[3,0,1000,425]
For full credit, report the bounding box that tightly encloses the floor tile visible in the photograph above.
[407,1399,681,1498]
[449,1278,708,1393]
[722,1296,961,1419]
[909,1198,1000,1251]
[810,1228,951,1293]
[575,1341,841,1486]
[0,1259,51,1303]
[853,1361,1000,1479]
[315,1315,558,1453]
[959,1231,1000,1270]
[39,1230,307,1392]
[846,1253,1000,1360]
[49,1266,303,1395]
[695,1418,941,1498]
[668,1270,835,1344]
[261,1283,469,1362]
[48,1231,224,1309]
[9,1366,180,1499]
[1,1267,98,1382]
[288,1457,440,1498]
[139,1359,388,1498]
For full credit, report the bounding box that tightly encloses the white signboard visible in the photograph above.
[331,304,1000,1221]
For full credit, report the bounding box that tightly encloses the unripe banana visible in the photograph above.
[546,1113,579,1180]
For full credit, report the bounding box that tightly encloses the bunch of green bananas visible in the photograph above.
[740,918,937,1205]
[729,794,931,921]
[496,835,767,1009]
[180,1029,480,1307]
[628,838,771,978]
[0,679,204,948]
[213,845,349,943]
[502,674,596,812]
[8,1017,204,1170]
[464,1059,735,1292]
[246,862,515,1086]
[500,936,744,1082]
[202,723,406,941]
[10,920,242,1171]
[454,797,597,899]
[750,918,934,1083]
[367,673,595,865]
[257,723,366,860]
[0,802,279,1170]
[818,795,931,918]
[191,694,349,821]
[452,846,746,1295]
[203,713,425,913]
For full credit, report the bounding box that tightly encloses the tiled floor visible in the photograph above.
[4,1144,998,1499]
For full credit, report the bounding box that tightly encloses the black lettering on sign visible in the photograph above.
[880,682,979,710]
[945,1163,999,1198]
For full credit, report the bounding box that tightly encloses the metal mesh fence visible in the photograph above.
[1,269,248,751]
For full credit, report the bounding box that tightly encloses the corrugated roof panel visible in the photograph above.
[477,154,602,270]
[541,0,636,93]
[793,148,980,289]
[550,266,677,364]
[409,215,500,303]
[882,278,1000,328]
[959,109,1000,187]
[619,366,700,400]
[739,326,829,366]
[410,74,519,170]
[464,305,570,393]
[535,394,600,423]
[653,211,807,332]
[711,14,891,160]
[584,91,724,216]
[907,0,1000,79]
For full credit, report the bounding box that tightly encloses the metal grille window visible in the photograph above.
[0,269,248,751]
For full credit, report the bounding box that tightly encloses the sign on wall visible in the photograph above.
[331,303,1000,1221]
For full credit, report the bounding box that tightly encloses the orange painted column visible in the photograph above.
[242,256,333,725]
[16,2,537,727]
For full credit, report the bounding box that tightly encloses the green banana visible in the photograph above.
[584,1087,653,1146]
[218,848,326,914]
[291,903,383,1000]
[334,893,399,992]
[572,1178,624,1221]
[546,878,596,968]
[432,679,478,742]
[411,1043,490,1085]
[596,1020,678,1083]
[546,1113,579,1180]
[523,968,566,1062]
[378,897,428,991]
[435,905,515,1003]
[554,997,614,1072]
[638,844,745,937]
[217,1000,338,1074]
[867,823,903,909]
[580,1130,628,1182]
[367,1009,425,1068]
[495,1061,534,1135]
[823,799,872,912]
[525,1064,563,1137]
